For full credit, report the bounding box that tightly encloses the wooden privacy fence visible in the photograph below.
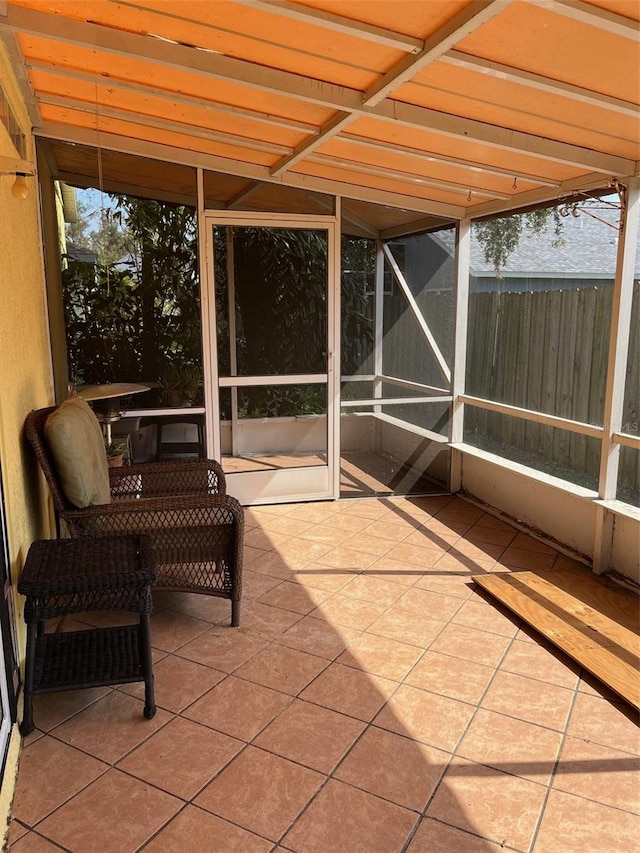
[465,282,639,496]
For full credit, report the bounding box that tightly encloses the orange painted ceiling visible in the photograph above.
[1,0,638,229]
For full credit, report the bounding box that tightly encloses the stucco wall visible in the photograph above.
[0,43,56,837]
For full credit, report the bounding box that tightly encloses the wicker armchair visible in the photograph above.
[24,406,244,626]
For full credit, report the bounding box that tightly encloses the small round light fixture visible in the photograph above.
[11,173,29,200]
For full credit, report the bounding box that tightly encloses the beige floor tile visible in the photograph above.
[234,644,329,695]
[6,818,28,846]
[117,717,243,799]
[12,737,108,827]
[259,516,314,537]
[430,623,512,667]
[176,626,268,672]
[298,524,355,546]
[11,831,77,851]
[497,547,557,571]
[335,726,449,811]
[402,528,453,551]
[167,593,235,624]
[395,586,463,622]
[363,520,418,542]
[510,532,557,554]
[337,632,423,681]
[366,607,445,650]
[30,687,112,733]
[499,638,580,689]
[384,542,442,569]
[464,525,517,547]
[254,699,365,773]
[50,692,172,764]
[481,671,575,731]
[241,600,303,637]
[426,758,547,852]
[143,806,272,853]
[244,527,292,551]
[36,769,181,853]
[451,598,520,637]
[242,569,284,600]
[287,503,342,522]
[256,581,330,615]
[458,708,563,784]
[120,653,225,713]
[552,735,640,813]
[375,685,475,752]
[12,497,636,853]
[283,779,417,853]
[566,692,640,755]
[412,570,477,599]
[314,546,378,570]
[447,538,506,562]
[289,566,355,593]
[363,556,423,586]
[323,513,374,532]
[340,500,392,519]
[533,789,640,853]
[300,662,397,721]
[248,548,309,577]
[341,531,396,557]
[183,676,292,741]
[430,551,495,573]
[310,593,387,631]
[194,747,323,842]
[421,518,471,538]
[339,574,405,606]
[149,609,218,652]
[405,651,495,705]
[243,545,268,566]
[276,538,335,563]
[275,615,360,660]
[406,817,507,852]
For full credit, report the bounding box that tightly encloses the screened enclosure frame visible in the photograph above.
[199,198,342,505]
[450,178,640,574]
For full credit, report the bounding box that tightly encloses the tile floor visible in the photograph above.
[7,495,640,853]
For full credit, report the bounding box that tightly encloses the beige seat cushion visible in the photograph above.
[45,397,111,508]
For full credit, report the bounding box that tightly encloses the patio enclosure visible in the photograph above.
[60,183,456,503]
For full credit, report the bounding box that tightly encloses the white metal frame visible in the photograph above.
[201,205,340,504]
[449,180,640,575]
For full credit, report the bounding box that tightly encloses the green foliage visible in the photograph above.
[214,227,374,419]
[65,196,129,267]
[63,192,374,419]
[473,205,566,275]
[62,193,200,387]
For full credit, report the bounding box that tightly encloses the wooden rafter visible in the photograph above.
[232,0,423,53]
[35,120,467,218]
[527,0,640,39]
[443,50,640,119]
[270,0,514,175]
[2,3,634,178]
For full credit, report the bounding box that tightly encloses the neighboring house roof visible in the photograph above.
[430,203,640,280]
[64,241,98,264]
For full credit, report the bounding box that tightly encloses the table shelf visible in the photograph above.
[32,626,147,693]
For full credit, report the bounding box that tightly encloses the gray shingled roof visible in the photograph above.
[432,203,640,279]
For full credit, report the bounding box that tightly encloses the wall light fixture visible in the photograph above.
[0,155,35,200]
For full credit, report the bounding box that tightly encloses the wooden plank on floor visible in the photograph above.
[473,568,640,711]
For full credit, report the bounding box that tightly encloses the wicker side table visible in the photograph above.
[18,535,157,735]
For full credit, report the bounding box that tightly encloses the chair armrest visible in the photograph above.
[108,458,226,500]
